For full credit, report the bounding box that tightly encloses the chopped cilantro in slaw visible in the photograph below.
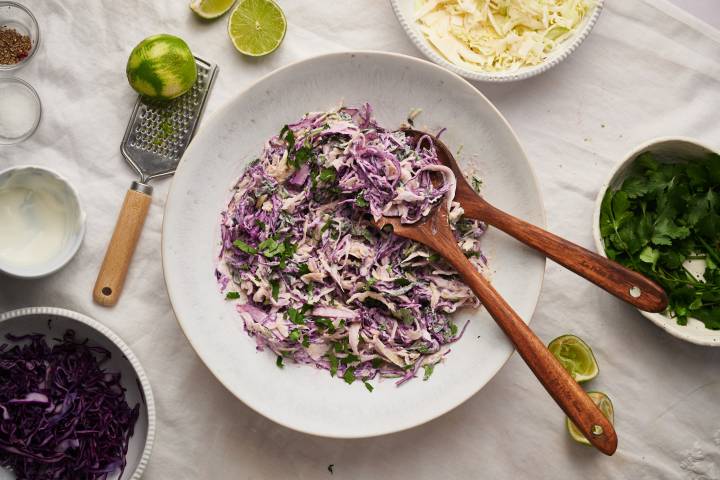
[217,104,488,387]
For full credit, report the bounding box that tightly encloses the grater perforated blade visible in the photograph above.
[93,56,218,307]
[121,56,218,183]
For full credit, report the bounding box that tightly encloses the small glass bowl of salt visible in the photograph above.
[0,76,41,145]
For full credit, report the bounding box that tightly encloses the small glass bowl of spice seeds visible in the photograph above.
[0,2,38,70]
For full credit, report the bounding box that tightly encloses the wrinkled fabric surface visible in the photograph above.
[1,1,720,478]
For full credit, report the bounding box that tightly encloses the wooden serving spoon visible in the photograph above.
[405,129,668,313]
[375,207,618,455]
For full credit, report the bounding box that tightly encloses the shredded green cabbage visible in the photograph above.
[415,0,595,72]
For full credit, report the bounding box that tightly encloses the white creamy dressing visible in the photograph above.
[0,169,78,271]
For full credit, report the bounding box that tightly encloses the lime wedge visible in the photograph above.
[548,334,599,383]
[227,0,286,56]
[190,0,236,19]
[566,391,614,446]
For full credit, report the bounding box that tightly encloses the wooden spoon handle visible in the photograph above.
[442,244,618,455]
[93,182,152,307]
[467,201,667,313]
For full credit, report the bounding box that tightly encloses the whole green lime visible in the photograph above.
[126,34,197,100]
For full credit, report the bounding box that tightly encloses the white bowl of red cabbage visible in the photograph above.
[162,51,546,438]
[0,307,155,479]
[593,138,720,346]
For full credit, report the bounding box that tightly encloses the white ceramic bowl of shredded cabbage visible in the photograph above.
[390,0,604,82]
[0,307,155,479]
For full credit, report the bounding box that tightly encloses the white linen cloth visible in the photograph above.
[2,0,720,478]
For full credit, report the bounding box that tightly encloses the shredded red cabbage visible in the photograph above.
[217,104,488,387]
[0,330,140,480]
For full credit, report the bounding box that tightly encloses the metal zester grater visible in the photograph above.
[93,57,218,307]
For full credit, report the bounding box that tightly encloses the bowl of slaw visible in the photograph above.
[163,51,547,438]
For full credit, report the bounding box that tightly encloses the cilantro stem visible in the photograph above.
[698,237,720,266]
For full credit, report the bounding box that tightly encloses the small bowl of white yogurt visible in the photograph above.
[0,166,85,278]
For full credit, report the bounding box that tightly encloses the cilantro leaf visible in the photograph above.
[270,279,280,301]
[328,352,339,377]
[288,329,301,343]
[287,308,306,325]
[339,353,359,365]
[620,175,653,198]
[259,237,284,257]
[294,145,312,166]
[392,308,414,326]
[652,215,691,246]
[225,291,240,300]
[279,125,295,150]
[639,246,660,269]
[355,193,369,207]
[363,277,377,292]
[318,167,337,183]
[314,317,336,333]
[342,367,356,385]
[423,364,435,381]
[233,239,258,254]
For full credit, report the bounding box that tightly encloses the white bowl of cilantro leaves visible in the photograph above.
[593,138,720,346]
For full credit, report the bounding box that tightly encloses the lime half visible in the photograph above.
[228,0,286,56]
[190,0,236,19]
[548,334,599,383]
[567,391,614,446]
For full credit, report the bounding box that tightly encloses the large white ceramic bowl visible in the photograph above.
[0,307,155,478]
[593,138,720,347]
[162,51,546,438]
[390,0,604,82]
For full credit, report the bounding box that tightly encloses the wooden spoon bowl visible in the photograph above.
[375,207,618,455]
[404,129,668,313]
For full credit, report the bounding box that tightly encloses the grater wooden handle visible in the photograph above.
[93,182,152,307]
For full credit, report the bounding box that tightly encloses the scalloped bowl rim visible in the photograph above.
[389,0,604,82]
[0,307,157,478]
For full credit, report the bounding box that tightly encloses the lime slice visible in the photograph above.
[190,0,236,19]
[566,391,614,446]
[227,0,286,56]
[126,34,197,101]
[548,334,599,383]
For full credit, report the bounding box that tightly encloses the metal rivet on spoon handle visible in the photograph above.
[404,129,668,313]
[93,57,218,307]
[374,207,618,455]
